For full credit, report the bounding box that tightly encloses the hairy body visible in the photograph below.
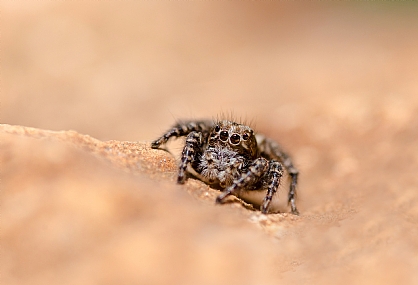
[151,119,299,214]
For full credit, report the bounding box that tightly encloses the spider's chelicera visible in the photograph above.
[151,119,299,214]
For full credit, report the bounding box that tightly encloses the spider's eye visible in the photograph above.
[214,125,220,132]
[230,133,241,145]
[242,133,249,141]
[220,131,229,142]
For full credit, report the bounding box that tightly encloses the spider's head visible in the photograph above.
[209,120,258,158]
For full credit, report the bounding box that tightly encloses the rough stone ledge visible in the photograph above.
[3,124,303,285]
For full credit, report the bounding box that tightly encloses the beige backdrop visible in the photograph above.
[2,2,418,285]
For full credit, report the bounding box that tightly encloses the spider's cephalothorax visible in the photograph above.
[151,119,299,214]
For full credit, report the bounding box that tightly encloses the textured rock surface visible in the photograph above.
[2,123,418,285]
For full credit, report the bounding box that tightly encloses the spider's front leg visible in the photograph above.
[151,120,212,149]
[261,161,284,214]
[177,131,204,184]
[215,157,269,206]
[257,136,299,215]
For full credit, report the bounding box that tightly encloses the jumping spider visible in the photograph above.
[151,119,299,214]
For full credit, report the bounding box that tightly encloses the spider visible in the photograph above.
[151,119,299,214]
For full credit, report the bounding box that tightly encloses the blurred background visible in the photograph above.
[3,2,418,285]
[3,1,417,142]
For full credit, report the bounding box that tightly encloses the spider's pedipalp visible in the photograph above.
[216,157,269,204]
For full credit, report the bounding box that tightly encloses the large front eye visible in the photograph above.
[230,133,240,145]
[220,131,229,142]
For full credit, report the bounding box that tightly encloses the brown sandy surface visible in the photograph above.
[2,2,418,285]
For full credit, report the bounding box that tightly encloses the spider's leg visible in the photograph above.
[279,157,299,215]
[287,166,299,215]
[261,160,283,214]
[151,120,213,148]
[257,135,299,215]
[177,131,203,184]
[216,157,269,204]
